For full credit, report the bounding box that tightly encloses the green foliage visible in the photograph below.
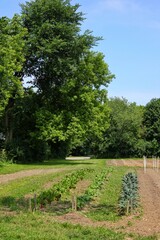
[3,0,159,161]
[77,169,110,209]
[143,98,160,156]
[87,166,127,222]
[98,97,145,158]
[16,0,113,160]
[36,168,94,206]
[0,15,27,116]
[118,172,139,215]
[0,0,114,162]
[0,149,12,166]
[5,90,52,162]
[0,15,27,153]
[21,0,101,92]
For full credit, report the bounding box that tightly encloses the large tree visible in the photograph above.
[21,0,100,93]
[11,0,114,159]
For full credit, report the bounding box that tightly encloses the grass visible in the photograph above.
[0,158,105,175]
[0,171,70,210]
[0,171,69,198]
[0,212,124,240]
[0,212,156,240]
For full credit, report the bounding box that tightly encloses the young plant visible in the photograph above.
[77,169,111,209]
[118,172,139,215]
[35,168,94,207]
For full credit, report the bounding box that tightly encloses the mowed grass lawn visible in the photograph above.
[0,158,157,240]
[0,158,101,175]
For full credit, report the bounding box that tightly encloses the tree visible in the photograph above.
[143,98,160,156]
[12,0,114,159]
[21,0,100,94]
[6,89,49,162]
[0,15,27,144]
[98,97,145,158]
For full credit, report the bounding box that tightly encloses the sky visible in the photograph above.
[0,0,160,105]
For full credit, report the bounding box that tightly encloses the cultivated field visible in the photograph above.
[0,158,160,239]
[107,158,157,168]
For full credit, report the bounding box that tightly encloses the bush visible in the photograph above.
[0,149,12,166]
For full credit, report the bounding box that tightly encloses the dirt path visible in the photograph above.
[125,168,160,235]
[55,169,160,236]
[0,168,69,184]
[107,159,154,168]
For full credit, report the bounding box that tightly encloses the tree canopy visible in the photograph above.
[0,15,26,116]
[143,98,160,156]
[96,97,145,158]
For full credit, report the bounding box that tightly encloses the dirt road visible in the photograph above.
[0,168,67,184]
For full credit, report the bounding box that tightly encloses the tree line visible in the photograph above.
[0,0,159,163]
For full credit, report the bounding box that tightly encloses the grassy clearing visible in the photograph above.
[0,158,105,175]
[0,212,156,240]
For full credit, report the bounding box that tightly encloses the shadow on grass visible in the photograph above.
[22,159,94,167]
[0,196,72,215]
[44,200,72,215]
[0,196,29,211]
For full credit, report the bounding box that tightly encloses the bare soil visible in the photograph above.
[0,168,69,184]
[107,159,155,168]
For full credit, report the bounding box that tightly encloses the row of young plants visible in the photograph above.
[34,168,94,207]
[118,172,139,215]
[77,168,112,209]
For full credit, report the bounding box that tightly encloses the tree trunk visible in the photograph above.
[5,98,14,144]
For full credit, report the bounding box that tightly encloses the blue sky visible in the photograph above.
[0,0,160,105]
